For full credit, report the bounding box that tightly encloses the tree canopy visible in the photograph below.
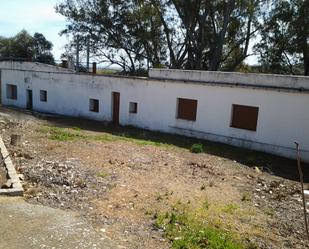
[255,0,309,75]
[56,0,264,75]
[56,0,308,76]
[0,30,55,65]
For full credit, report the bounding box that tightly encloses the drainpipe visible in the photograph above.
[86,38,90,73]
[76,35,80,73]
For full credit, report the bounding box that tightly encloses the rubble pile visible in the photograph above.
[20,159,108,212]
[253,177,306,245]
[23,159,88,188]
[255,178,300,201]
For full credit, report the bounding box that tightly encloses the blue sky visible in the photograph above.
[0,0,67,60]
[0,0,257,65]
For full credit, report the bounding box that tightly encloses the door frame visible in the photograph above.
[112,92,120,125]
[26,89,33,110]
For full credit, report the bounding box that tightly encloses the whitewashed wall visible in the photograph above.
[150,68,309,89]
[0,61,74,73]
[1,66,309,162]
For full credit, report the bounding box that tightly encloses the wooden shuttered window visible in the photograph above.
[177,98,198,121]
[231,104,259,131]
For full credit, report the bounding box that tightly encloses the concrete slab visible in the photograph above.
[0,197,115,249]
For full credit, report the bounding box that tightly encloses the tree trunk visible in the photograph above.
[305,57,309,76]
[208,0,236,71]
[302,45,309,76]
[304,44,309,76]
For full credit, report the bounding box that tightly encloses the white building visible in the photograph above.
[1,61,309,162]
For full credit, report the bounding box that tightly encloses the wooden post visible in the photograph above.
[62,60,68,68]
[10,134,21,146]
[92,62,97,74]
[295,142,309,241]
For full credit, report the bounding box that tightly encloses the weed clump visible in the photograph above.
[222,204,239,214]
[241,192,252,202]
[190,143,204,153]
[97,172,109,178]
[38,126,86,141]
[155,209,245,249]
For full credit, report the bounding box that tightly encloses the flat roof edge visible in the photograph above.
[1,67,308,93]
[149,68,309,90]
[149,68,309,80]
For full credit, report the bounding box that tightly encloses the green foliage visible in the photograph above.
[155,211,245,249]
[56,0,265,74]
[255,0,309,75]
[0,30,55,64]
[97,172,109,178]
[202,199,210,210]
[96,69,119,75]
[222,204,239,215]
[38,125,170,147]
[38,126,86,141]
[190,143,204,154]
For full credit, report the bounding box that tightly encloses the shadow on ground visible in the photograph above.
[1,107,307,183]
[37,114,309,183]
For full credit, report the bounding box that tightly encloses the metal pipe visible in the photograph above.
[76,35,80,73]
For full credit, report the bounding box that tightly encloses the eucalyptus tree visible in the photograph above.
[255,0,309,75]
[56,0,264,74]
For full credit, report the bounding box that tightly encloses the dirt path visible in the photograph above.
[0,197,116,249]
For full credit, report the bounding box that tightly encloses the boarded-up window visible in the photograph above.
[40,90,47,102]
[177,98,198,121]
[89,99,99,112]
[129,102,138,114]
[7,84,17,100]
[231,104,259,131]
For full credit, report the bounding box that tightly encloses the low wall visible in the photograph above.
[0,136,23,196]
[0,61,74,73]
[149,68,309,90]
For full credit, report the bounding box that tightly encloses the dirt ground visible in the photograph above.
[0,106,308,249]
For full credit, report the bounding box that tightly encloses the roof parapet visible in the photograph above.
[149,68,309,91]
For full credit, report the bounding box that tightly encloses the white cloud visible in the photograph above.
[0,0,67,60]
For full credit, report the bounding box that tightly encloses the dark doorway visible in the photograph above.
[26,89,33,110]
[112,92,120,125]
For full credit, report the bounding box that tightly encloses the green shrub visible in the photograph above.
[155,211,244,249]
[190,143,204,153]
